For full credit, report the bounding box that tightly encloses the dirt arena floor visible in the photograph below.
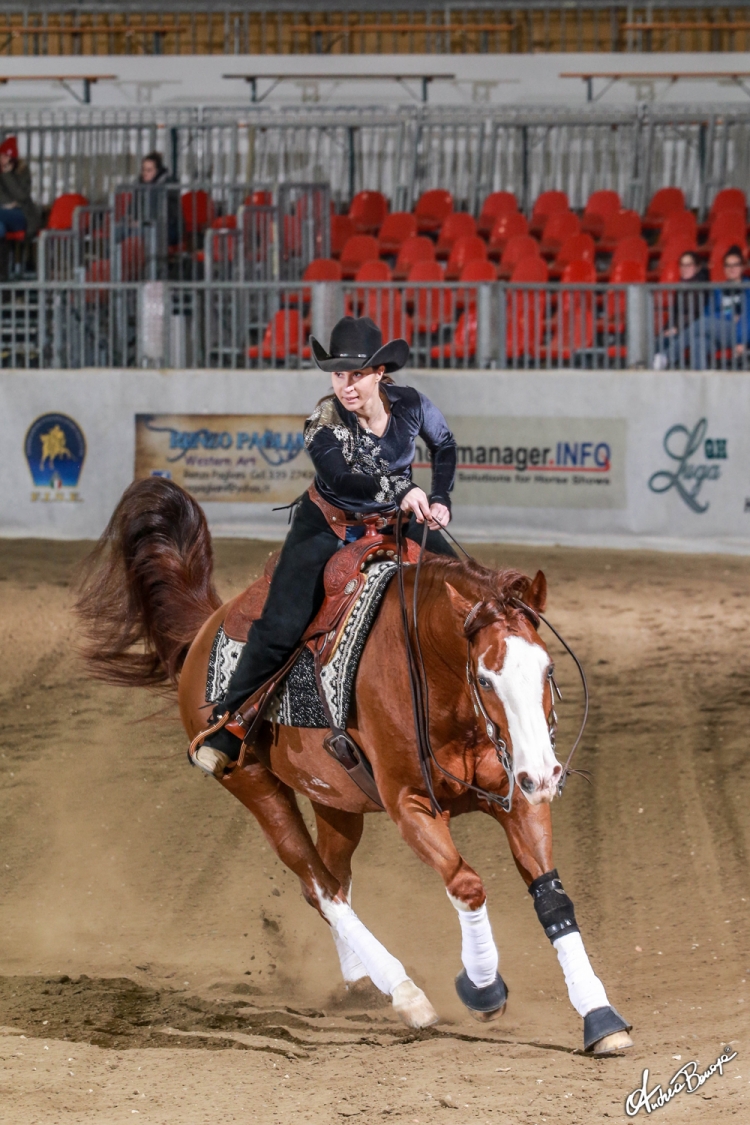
[0,537,747,1124]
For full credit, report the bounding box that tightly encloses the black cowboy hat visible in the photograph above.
[310,316,410,373]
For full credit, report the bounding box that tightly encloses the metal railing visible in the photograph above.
[0,4,750,56]
[5,103,750,218]
[3,278,749,371]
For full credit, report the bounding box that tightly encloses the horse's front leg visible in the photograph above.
[495,798,634,1054]
[393,788,508,1021]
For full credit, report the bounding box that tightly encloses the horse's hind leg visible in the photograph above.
[221,761,341,900]
[495,798,633,1055]
[311,803,368,984]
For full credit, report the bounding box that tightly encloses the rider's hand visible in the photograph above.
[428,502,450,529]
[400,487,432,524]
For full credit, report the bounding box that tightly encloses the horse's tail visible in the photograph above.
[75,478,221,690]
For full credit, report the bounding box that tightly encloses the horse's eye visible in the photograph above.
[478,676,491,690]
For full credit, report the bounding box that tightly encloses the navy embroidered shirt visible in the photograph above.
[304,383,456,515]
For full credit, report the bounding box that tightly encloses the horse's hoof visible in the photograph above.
[468,1001,506,1023]
[583,1005,633,1054]
[455,969,509,1016]
[391,979,439,1029]
[589,1030,634,1056]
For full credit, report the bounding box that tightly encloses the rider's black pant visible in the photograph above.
[208,491,455,758]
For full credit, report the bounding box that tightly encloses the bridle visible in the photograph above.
[395,512,590,817]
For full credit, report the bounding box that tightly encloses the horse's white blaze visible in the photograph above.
[447,892,499,988]
[553,931,609,1017]
[480,635,560,803]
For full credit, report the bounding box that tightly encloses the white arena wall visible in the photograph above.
[2,368,748,554]
[0,53,748,110]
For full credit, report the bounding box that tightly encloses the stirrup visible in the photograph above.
[188,711,231,768]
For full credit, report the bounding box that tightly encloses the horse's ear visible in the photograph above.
[525,570,547,614]
[445,582,475,623]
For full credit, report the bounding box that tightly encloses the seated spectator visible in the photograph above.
[139,151,173,187]
[0,136,41,240]
[655,245,749,369]
[657,250,709,352]
[136,150,179,249]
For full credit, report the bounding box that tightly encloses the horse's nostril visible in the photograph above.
[519,775,536,794]
[552,764,562,777]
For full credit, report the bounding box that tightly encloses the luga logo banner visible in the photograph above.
[413,416,627,509]
[648,418,728,514]
[134,414,314,503]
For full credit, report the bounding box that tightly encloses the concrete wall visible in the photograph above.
[0,53,749,110]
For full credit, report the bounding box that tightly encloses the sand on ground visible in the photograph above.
[0,538,747,1124]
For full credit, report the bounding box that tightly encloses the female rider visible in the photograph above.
[194,315,457,777]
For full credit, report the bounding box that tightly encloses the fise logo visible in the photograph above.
[24,413,86,502]
[648,418,727,514]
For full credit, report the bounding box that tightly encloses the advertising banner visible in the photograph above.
[134,414,313,504]
[0,368,749,553]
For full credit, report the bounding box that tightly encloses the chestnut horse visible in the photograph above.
[76,479,632,1054]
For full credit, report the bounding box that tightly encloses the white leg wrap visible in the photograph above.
[553,931,609,1017]
[331,931,368,983]
[448,893,499,988]
[318,895,409,996]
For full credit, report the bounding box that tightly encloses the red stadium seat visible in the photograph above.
[362,290,413,345]
[487,211,529,260]
[436,213,477,259]
[181,190,214,233]
[348,191,388,235]
[354,259,391,282]
[393,235,436,280]
[643,187,685,233]
[47,192,89,231]
[245,190,273,206]
[211,215,237,230]
[303,257,342,282]
[297,257,342,305]
[477,191,518,239]
[530,190,569,236]
[597,209,643,252]
[456,259,497,311]
[248,309,309,362]
[415,189,453,235]
[378,212,417,257]
[510,256,549,283]
[550,233,596,279]
[445,235,487,280]
[658,260,682,283]
[406,261,452,333]
[331,215,355,259]
[581,190,622,239]
[340,235,380,279]
[708,209,747,248]
[600,259,646,333]
[655,210,697,251]
[646,238,698,280]
[601,236,649,280]
[498,234,542,279]
[506,289,543,362]
[709,187,746,219]
[431,310,477,361]
[118,235,146,282]
[540,212,581,258]
[561,259,596,284]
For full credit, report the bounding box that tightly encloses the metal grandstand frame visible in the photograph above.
[6,103,750,218]
[0,3,750,56]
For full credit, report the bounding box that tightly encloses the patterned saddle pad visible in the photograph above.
[205,560,397,729]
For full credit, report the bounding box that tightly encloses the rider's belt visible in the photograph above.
[307,483,394,541]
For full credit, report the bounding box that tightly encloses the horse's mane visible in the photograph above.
[425,556,534,635]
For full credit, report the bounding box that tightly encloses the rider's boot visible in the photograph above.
[190,700,263,778]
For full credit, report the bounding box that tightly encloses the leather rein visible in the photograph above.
[394,513,590,818]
